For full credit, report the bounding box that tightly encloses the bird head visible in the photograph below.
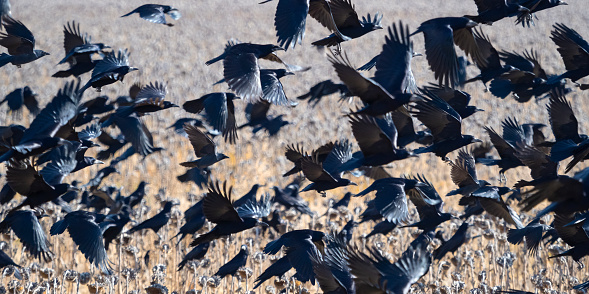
[167,8,182,20]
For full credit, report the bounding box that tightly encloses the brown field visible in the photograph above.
[0,0,588,293]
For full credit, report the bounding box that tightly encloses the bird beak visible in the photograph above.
[412,52,423,57]
[560,1,568,4]
[475,108,485,112]
[96,160,105,165]
[466,20,478,27]
[350,182,358,186]
[286,72,295,76]
[67,186,80,192]
[130,67,139,71]
[257,221,269,227]
[473,138,483,143]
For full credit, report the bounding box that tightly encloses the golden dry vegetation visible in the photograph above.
[0,0,588,293]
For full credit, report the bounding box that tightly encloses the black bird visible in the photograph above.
[311,1,383,50]
[7,144,79,212]
[551,23,589,85]
[190,181,269,246]
[105,112,160,158]
[0,249,19,269]
[96,131,126,161]
[127,201,177,238]
[507,218,552,255]
[365,219,397,239]
[464,0,530,24]
[411,90,482,160]
[178,242,210,270]
[300,140,356,195]
[121,4,181,26]
[489,49,564,103]
[310,238,355,294]
[329,52,418,117]
[411,17,480,87]
[255,229,325,288]
[336,219,357,244]
[516,0,568,27]
[1,86,39,117]
[464,29,514,89]
[102,212,130,251]
[214,244,249,279]
[168,118,204,137]
[391,107,433,148]
[402,174,454,233]
[207,42,285,102]
[448,150,523,226]
[297,80,348,107]
[347,235,431,294]
[434,222,470,260]
[355,177,424,224]
[0,210,52,261]
[85,165,119,190]
[239,101,290,136]
[180,124,228,169]
[183,92,238,144]
[283,142,333,177]
[0,81,82,163]
[233,184,263,208]
[549,212,589,261]
[173,199,206,243]
[114,82,178,117]
[423,84,483,119]
[273,178,313,215]
[79,49,138,93]
[479,117,527,180]
[53,21,109,78]
[0,17,49,68]
[50,210,113,275]
[261,0,344,50]
[177,167,210,189]
[343,113,415,171]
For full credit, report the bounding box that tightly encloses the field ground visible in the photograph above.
[0,0,588,293]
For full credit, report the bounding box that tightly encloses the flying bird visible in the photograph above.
[0,17,49,68]
[121,4,181,26]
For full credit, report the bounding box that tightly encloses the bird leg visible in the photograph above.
[333,44,342,56]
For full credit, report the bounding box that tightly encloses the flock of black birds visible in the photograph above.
[0,0,589,293]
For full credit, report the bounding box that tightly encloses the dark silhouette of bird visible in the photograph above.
[515,0,568,27]
[190,181,269,246]
[390,107,433,148]
[0,209,52,261]
[261,0,345,50]
[434,222,470,260]
[411,17,480,87]
[233,184,263,208]
[255,229,326,288]
[300,140,356,195]
[411,90,482,160]
[127,201,177,238]
[507,218,552,255]
[53,21,109,78]
[207,42,285,102]
[173,199,206,243]
[551,23,589,85]
[183,92,238,144]
[178,242,210,270]
[177,167,210,189]
[180,124,228,169]
[310,237,355,294]
[1,86,39,117]
[168,118,204,137]
[365,219,397,239]
[0,81,82,163]
[489,49,565,103]
[342,113,415,171]
[50,210,114,275]
[422,84,483,119]
[121,4,181,26]
[283,142,333,177]
[355,177,424,224]
[548,212,589,261]
[347,235,431,294]
[79,49,138,93]
[273,178,313,215]
[7,144,79,212]
[0,17,49,68]
[297,79,348,107]
[464,29,514,89]
[102,212,130,251]
[464,0,530,25]
[401,174,454,233]
[103,111,161,158]
[214,244,249,279]
[479,117,527,181]
[85,165,119,190]
[0,249,19,270]
[311,1,383,50]
[114,82,178,117]
[336,219,357,244]
[239,101,290,136]
[329,52,418,117]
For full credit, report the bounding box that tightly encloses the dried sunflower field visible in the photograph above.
[0,0,588,294]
